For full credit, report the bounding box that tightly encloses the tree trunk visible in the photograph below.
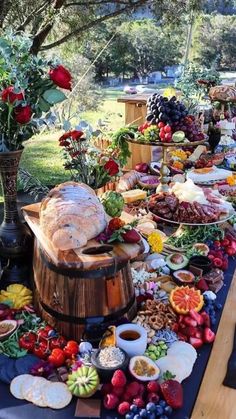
[0,0,11,28]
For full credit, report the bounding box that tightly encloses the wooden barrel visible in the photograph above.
[33,238,140,341]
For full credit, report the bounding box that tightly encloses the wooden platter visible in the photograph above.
[22,203,144,270]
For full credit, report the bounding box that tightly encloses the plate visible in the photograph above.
[149,210,235,226]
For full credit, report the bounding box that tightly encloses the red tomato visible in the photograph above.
[49,336,67,350]
[19,332,36,352]
[33,341,49,359]
[48,348,65,367]
[38,326,53,341]
[63,340,79,358]
[164,125,172,133]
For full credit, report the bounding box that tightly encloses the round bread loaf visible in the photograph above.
[40,182,107,250]
[209,85,236,102]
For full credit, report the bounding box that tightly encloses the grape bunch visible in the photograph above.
[172,115,205,142]
[146,94,188,125]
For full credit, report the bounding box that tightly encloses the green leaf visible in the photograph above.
[38,97,51,112]
[43,89,67,105]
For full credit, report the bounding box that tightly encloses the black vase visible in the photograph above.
[0,149,32,286]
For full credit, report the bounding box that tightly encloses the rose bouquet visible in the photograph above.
[0,32,72,151]
[59,130,120,189]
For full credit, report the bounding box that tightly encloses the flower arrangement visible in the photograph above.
[0,32,71,151]
[170,150,188,161]
[226,174,236,186]
[59,130,120,189]
[148,231,164,253]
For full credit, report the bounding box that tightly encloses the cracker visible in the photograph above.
[42,382,72,409]
[27,377,50,407]
[10,374,32,400]
[21,376,39,401]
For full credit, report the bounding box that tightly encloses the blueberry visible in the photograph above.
[164,405,173,416]
[215,302,222,310]
[133,415,141,419]
[211,317,216,325]
[148,414,156,419]
[159,400,167,407]
[126,414,134,419]
[155,405,164,415]
[146,403,156,413]
[160,416,169,419]
[204,307,210,314]
[130,405,139,413]
[139,409,147,418]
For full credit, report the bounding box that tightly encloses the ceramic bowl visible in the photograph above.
[91,347,129,383]
[189,255,212,274]
[0,320,17,341]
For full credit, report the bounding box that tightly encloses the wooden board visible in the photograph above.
[117,94,150,105]
[22,203,143,270]
[192,269,236,419]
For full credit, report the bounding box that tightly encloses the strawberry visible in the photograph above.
[201,311,211,327]
[180,326,197,337]
[121,229,140,243]
[160,379,183,409]
[196,278,209,291]
[146,381,160,394]
[171,322,179,333]
[108,218,125,232]
[183,316,197,327]
[104,393,119,409]
[195,328,203,339]
[189,309,204,325]
[177,332,188,342]
[189,336,203,349]
[203,327,215,343]
[111,370,127,388]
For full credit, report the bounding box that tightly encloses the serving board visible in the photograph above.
[22,203,143,270]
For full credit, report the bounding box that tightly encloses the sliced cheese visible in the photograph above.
[121,189,147,203]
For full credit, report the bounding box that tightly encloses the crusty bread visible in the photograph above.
[40,182,107,250]
[209,85,236,102]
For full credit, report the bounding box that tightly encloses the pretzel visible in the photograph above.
[148,315,164,330]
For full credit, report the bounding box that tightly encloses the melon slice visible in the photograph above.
[167,341,197,365]
[129,356,160,382]
[170,286,204,314]
[156,355,193,383]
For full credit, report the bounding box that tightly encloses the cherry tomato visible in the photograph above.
[19,332,36,352]
[38,325,53,341]
[48,348,65,367]
[63,340,79,358]
[33,341,50,359]
[49,336,67,350]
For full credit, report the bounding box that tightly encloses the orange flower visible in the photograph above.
[226,175,236,186]
[173,161,184,170]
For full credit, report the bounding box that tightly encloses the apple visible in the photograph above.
[164,133,172,142]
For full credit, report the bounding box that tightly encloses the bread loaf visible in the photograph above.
[209,85,236,102]
[40,182,107,250]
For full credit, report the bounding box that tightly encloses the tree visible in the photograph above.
[0,0,207,55]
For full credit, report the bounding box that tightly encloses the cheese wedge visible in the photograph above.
[121,189,147,203]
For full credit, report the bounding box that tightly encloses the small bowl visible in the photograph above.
[91,347,129,383]
[138,175,159,189]
[0,320,17,341]
[189,256,212,274]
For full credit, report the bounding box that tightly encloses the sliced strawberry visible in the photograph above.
[189,336,203,349]
[171,322,179,333]
[121,229,141,243]
[183,316,197,327]
[178,315,185,323]
[203,327,215,343]
[195,328,203,339]
[201,311,211,328]
[196,278,209,292]
[177,332,188,342]
[160,379,183,409]
[180,326,197,337]
[189,309,204,325]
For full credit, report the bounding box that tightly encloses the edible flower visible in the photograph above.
[172,161,184,170]
[226,175,236,186]
[148,231,164,253]
[171,150,187,161]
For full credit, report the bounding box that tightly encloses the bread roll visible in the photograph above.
[40,182,107,250]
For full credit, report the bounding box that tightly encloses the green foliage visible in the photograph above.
[110,127,136,167]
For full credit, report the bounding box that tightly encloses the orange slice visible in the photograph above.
[170,286,204,314]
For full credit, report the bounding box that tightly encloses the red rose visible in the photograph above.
[1,86,24,103]
[49,65,72,90]
[104,159,119,176]
[14,105,32,124]
[59,140,70,147]
[70,130,84,140]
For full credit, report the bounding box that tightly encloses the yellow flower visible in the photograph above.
[170,150,187,161]
[227,175,236,186]
[148,231,163,253]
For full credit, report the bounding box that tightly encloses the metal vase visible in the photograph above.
[0,149,32,284]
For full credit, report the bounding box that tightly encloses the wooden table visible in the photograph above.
[192,268,236,419]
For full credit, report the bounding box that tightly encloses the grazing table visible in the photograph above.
[0,261,235,419]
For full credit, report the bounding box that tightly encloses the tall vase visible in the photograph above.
[0,149,32,285]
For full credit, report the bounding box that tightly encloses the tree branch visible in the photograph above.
[0,0,12,28]
[16,0,50,31]
[40,0,149,50]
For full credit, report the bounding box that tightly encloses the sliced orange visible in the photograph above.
[170,286,204,314]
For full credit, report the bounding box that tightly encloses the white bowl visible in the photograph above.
[0,320,17,341]
[116,324,147,357]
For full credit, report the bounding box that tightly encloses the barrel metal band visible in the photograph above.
[40,295,136,324]
[39,247,126,279]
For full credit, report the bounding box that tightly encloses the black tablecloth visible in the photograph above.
[0,260,235,419]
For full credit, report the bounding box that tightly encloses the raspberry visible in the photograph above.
[111,370,127,388]
[103,393,119,410]
[123,392,133,402]
[101,383,113,396]
[138,383,145,396]
[133,397,145,408]
[147,392,160,403]
[126,381,140,397]
[112,386,125,397]
[147,381,160,394]
[117,401,131,415]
